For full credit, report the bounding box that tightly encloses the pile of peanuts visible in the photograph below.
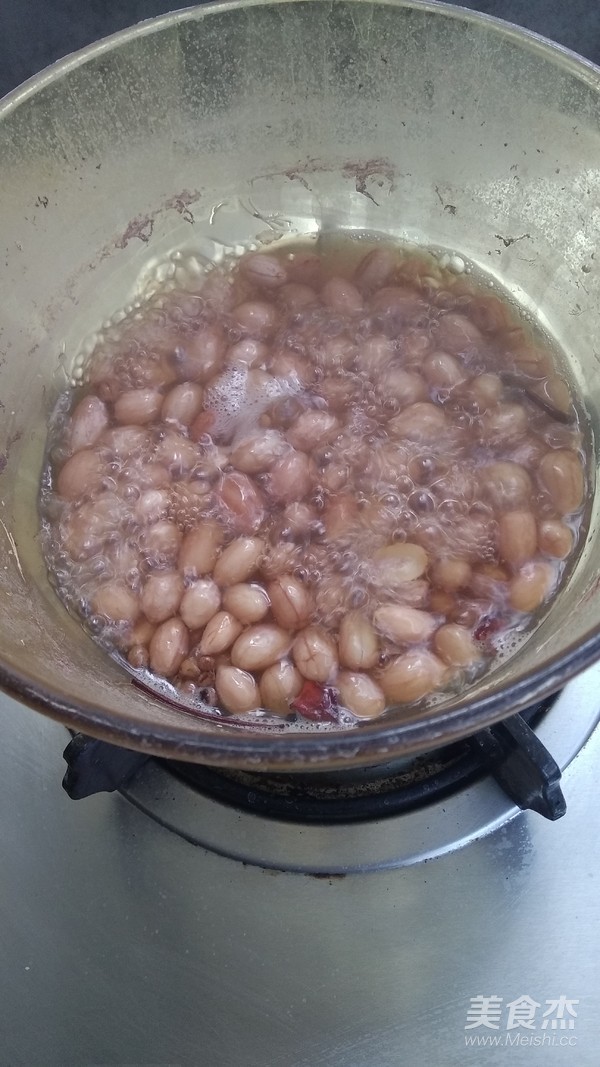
[42,240,587,724]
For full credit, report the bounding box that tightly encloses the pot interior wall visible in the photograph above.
[1,0,600,765]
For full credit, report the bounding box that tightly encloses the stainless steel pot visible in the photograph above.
[1,0,600,769]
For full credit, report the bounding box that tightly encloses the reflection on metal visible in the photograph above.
[121,664,600,872]
[1,669,600,1065]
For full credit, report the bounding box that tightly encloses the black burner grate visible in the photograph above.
[62,698,566,822]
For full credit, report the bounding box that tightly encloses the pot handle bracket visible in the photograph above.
[62,733,150,799]
[468,713,566,820]
[62,713,567,819]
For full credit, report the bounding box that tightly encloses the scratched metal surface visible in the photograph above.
[0,672,599,1066]
[1,4,600,1064]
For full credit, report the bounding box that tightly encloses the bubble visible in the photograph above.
[409,455,438,485]
[409,490,436,514]
[40,234,588,733]
[395,474,414,495]
[380,491,401,507]
[438,497,467,520]
[349,586,368,607]
[447,254,465,274]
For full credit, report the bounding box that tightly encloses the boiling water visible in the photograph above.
[40,235,588,729]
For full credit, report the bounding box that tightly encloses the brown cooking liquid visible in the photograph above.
[40,237,588,728]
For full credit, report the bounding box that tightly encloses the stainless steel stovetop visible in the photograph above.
[1,663,599,1066]
[2,2,599,1064]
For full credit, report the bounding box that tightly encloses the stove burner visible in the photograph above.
[60,671,600,873]
[62,698,565,822]
[166,700,565,821]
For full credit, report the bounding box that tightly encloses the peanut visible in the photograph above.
[229,430,288,474]
[372,543,428,583]
[260,661,303,715]
[538,449,584,514]
[149,618,189,677]
[216,666,261,715]
[91,581,140,625]
[321,276,363,314]
[161,382,204,426]
[114,388,163,425]
[431,559,471,592]
[179,523,224,576]
[239,252,288,289]
[389,402,447,442]
[68,395,108,451]
[141,571,184,624]
[433,624,482,667]
[379,651,446,703]
[222,583,270,624]
[57,449,107,500]
[213,537,265,586]
[336,671,386,719]
[179,579,221,629]
[373,604,437,645]
[292,626,338,683]
[479,462,532,510]
[497,510,537,567]
[509,562,555,612]
[198,611,243,655]
[538,519,574,559]
[267,575,313,630]
[231,624,291,671]
[233,300,278,339]
[338,611,379,670]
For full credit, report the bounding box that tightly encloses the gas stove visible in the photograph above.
[61,692,571,873]
[2,2,600,1064]
[1,662,599,1065]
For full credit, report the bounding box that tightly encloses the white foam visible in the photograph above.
[204,363,302,443]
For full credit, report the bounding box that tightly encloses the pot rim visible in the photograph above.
[2,629,600,767]
[2,0,600,767]
[3,0,600,120]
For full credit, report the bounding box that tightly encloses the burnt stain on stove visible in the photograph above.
[435,186,457,215]
[343,158,396,205]
[280,167,313,191]
[115,213,155,248]
[494,232,532,248]
[164,189,202,225]
[0,429,22,475]
[277,156,398,205]
[113,188,202,250]
[310,872,347,881]
[106,157,400,260]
